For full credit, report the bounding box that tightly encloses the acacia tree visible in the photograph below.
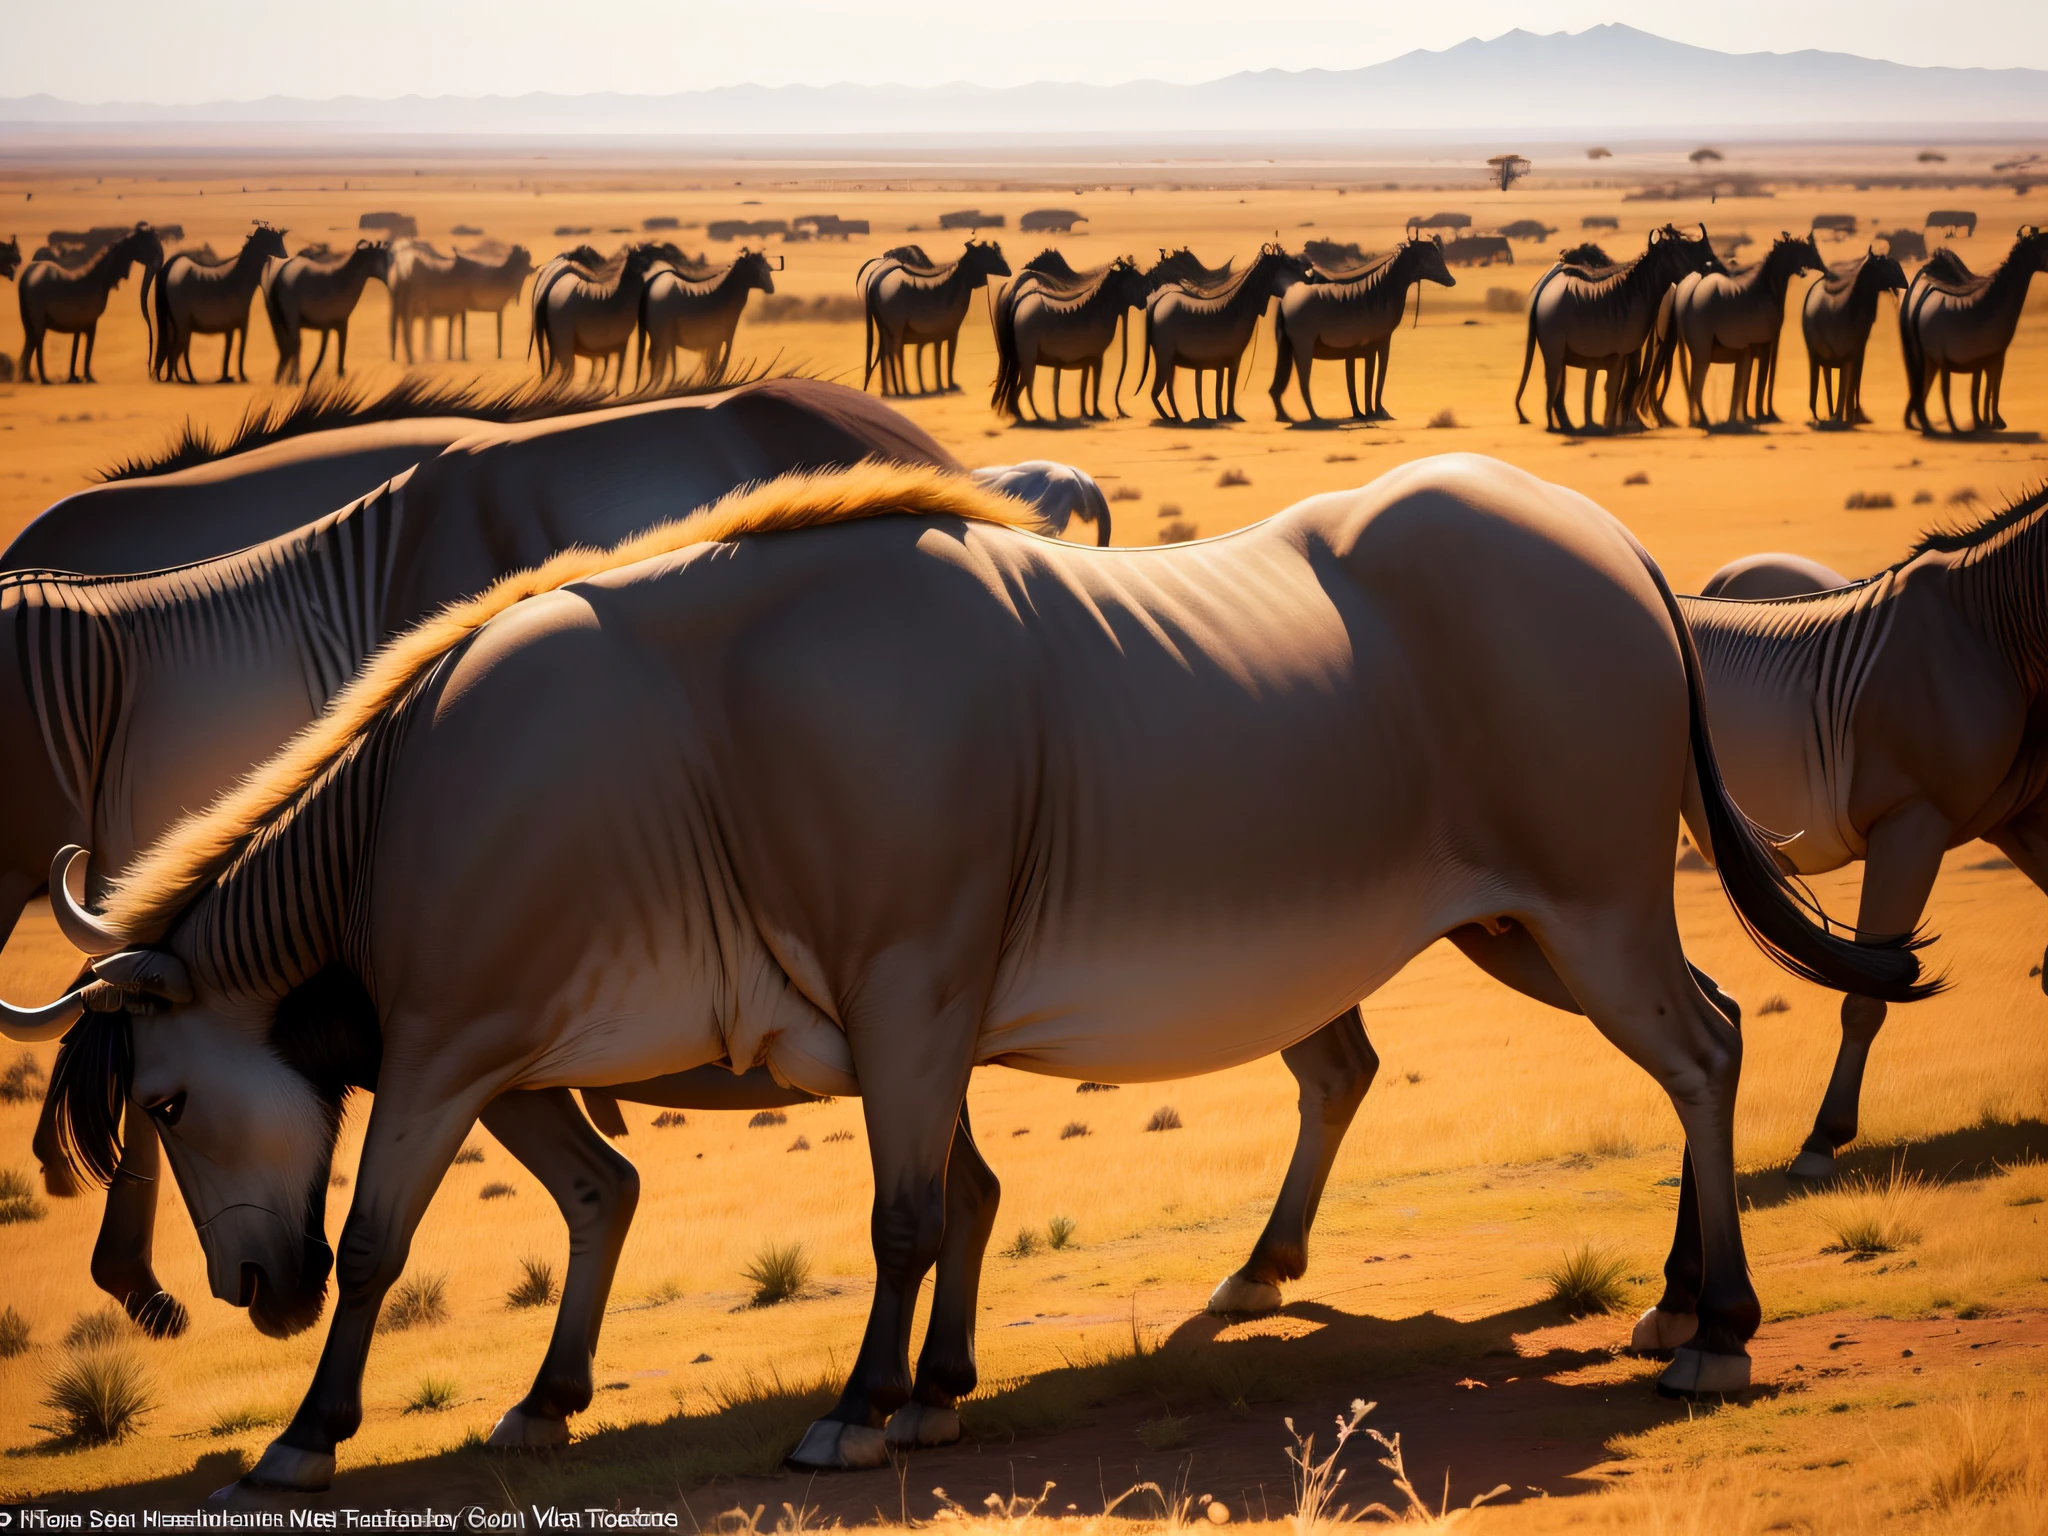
[1488,154,1531,192]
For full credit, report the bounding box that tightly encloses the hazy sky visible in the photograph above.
[7,2,2047,103]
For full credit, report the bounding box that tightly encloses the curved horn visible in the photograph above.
[0,986,87,1042]
[92,948,192,1005]
[52,846,125,956]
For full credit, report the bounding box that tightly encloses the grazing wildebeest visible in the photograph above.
[439,246,538,361]
[1801,249,1907,426]
[1900,226,2048,433]
[637,248,778,387]
[991,255,1149,421]
[6,455,1923,1490]
[0,380,995,1343]
[1443,235,1514,267]
[859,239,1011,396]
[1666,232,1826,429]
[1269,237,1455,423]
[15,222,162,384]
[1514,224,1722,433]
[149,223,290,383]
[1138,244,1310,422]
[262,240,392,383]
[533,244,661,389]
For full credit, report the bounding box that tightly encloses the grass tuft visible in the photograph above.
[39,1346,154,1444]
[63,1306,130,1351]
[1624,470,1650,486]
[1845,490,1896,509]
[0,1050,46,1103]
[452,1142,485,1164]
[1427,407,1459,428]
[652,1111,687,1129]
[1217,468,1250,487]
[478,1181,515,1200]
[743,1242,811,1307]
[1145,1105,1184,1132]
[507,1256,559,1310]
[404,1375,460,1414]
[380,1272,449,1333]
[0,1165,46,1224]
[1076,1082,1119,1094]
[821,1128,854,1143]
[1004,1227,1041,1259]
[1542,1244,1632,1316]
[787,1135,810,1152]
[1816,1163,1929,1257]
[0,1305,31,1358]
[1047,1214,1078,1250]
[209,1402,284,1437]
[748,1109,787,1128]
[1110,484,1143,501]
[1758,994,1791,1015]
[1060,1121,1091,1140]
[1588,1129,1639,1159]
[1159,520,1198,544]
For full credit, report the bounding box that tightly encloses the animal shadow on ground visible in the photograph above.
[1007,416,1097,431]
[49,1300,1688,1518]
[1736,1116,2047,1211]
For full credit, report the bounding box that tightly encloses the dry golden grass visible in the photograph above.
[0,154,2043,1520]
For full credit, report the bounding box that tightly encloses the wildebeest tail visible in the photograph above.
[148,256,178,381]
[1512,283,1541,424]
[1642,550,1936,1004]
[1268,306,1292,403]
[990,280,1023,417]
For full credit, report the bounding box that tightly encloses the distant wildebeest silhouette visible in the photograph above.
[1443,235,1514,267]
[147,223,289,383]
[1020,210,1086,234]
[859,238,1011,396]
[1269,237,1455,423]
[1901,225,2048,433]
[532,243,663,389]
[1136,243,1310,423]
[263,239,392,383]
[991,255,1149,421]
[1582,214,1620,231]
[1811,214,1859,239]
[939,209,1004,230]
[15,222,162,384]
[1927,209,1978,237]
[1801,249,1908,426]
[1407,212,1471,238]
[1664,231,1827,429]
[1878,228,1929,263]
[1517,224,1722,433]
[638,248,778,387]
[358,211,417,239]
[1500,220,1558,243]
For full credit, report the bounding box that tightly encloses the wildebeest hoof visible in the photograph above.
[233,1440,336,1493]
[1787,1148,1840,1183]
[488,1404,571,1449]
[787,1418,890,1470]
[1629,1306,1698,1357]
[884,1402,961,1448]
[1207,1273,1283,1316]
[1657,1346,1751,1398]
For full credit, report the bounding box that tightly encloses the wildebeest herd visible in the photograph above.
[9,216,2042,436]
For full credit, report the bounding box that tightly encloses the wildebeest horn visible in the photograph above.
[0,985,87,1042]
[92,949,193,1005]
[51,846,125,956]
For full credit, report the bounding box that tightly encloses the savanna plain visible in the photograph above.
[0,145,2044,1531]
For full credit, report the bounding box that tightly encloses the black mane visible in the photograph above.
[48,1011,132,1188]
[97,368,781,483]
[1903,481,2048,563]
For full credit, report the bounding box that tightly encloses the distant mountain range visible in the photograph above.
[4,27,2046,138]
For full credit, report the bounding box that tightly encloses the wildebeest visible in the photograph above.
[148,223,289,383]
[1811,214,1859,239]
[1019,209,1085,234]
[637,248,778,386]
[532,245,662,389]
[991,255,1149,421]
[1443,235,1514,267]
[859,239,1011,396]
[5,455,1923,1489]
[1500,220,1558,243]
[1583,214,1620,231]
[14,222,163,383]
[1801,249,1907,426]
[1137,244,1310,422]
[1927,209,1978,237]
[262,240,391,383]
[1514,224,1723,433]
[1664,232,1826,428]
[1900,226,2048,433]
[1269,237,1455,423]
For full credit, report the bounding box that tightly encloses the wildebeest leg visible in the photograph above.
[67,332,82,383]
[80,324,101,384]
[479,1090,638,1450]
[1848,354,1871,426]
[237,324,251,384]
[218,334,234,385]
[1809,359,1823,422]
[1726,355,1749,426]
[1342,356,1361,419]
[1533,914,1757,1394]
[334,320,349,379]
[1988,356,2007,431]
[459,313,469,363]
[305,330,328,382]
[1790,804,1948,1181]
[496,310,505,360]
[91,1115,191,1340]
[233,1085,487,1494]
[1582,366,1598,434]
[789,985,981,1472]
[886,1106,997,1450]
[1543,346,1570,432]
[1208,1009,1376,1315]
[1939,370,1960,433]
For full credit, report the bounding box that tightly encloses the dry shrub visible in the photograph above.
[507,1256,559,1310]
[1003,1227,1041,1259]
[787,1135,810,1152]
[821,1128,853,1144]
[0,1050,45,1103]
[748,1109,787,1128]
[0,1305,30,1358]
[64,1306,130,1351]
[1324,452,1357,463]
[1845,490,1896,509]
[1159,521,1198,544]
[404,1375,459,1414]
[1145,1105,1184,1132]
[1624,470,1650,486]
[1588,1128,1639,1159]
[1110,484,1143,502]
[1949,486,1981,506]
[1427,408,1459,429]
[1811,1160,1929,1257]
[453,1142,485,1164]
[380,1272,449,1333]
[1046,1215,1077,1250]
[1542,1244,1631,1316]
[1758,994,1791,1014]
[39,1346,154,1444]
[653,1111,688,1129]
[1060,1121,1091,1140]
[1076,1082,1119,1094]
[1913,489,1934,503]
[479,1181,515,1201]
[743,1242,810,1307]
[0,1165,46,1225]
[1217,468,1250,487]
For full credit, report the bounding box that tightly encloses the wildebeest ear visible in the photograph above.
[91,950,193,1005]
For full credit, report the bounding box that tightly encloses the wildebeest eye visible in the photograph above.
[145,1092,186,1128]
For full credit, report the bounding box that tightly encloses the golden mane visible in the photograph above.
[100,460,1040,941]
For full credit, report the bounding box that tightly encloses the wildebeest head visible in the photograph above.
[249,222,290,263]
[0,235,19,281]
[1412,235,1457,289]
[355,238,395,283]
[735,247,780,294]
[961,239,1012,284]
